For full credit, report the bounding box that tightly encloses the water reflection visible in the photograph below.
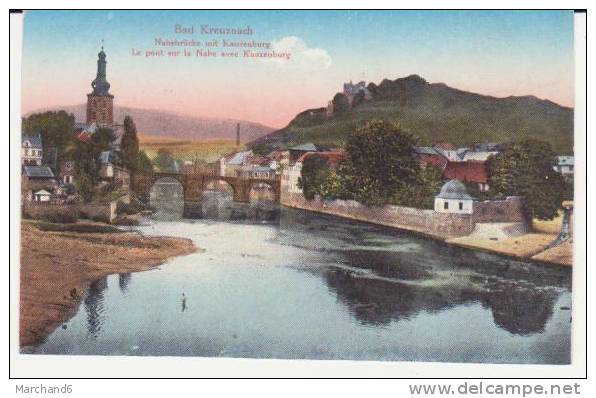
[32,205,571,363]
[279,208,571,336]
[118,273,131,293]
[84,277,107,338]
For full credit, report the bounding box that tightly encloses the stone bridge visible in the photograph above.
[131,171,281,217]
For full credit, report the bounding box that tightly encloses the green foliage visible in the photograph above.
[153,148,177,172]
[332,93,350,115]
[22,111,76,164]
[116,198,149,216]
[120,115,140,171]
[487,139,566,220]
[391,166,444,208]
[136,150,153,172]
[92,127,116,151]
[318,168,353,200]
[341,120,420,206]
[75,171,94,203]
[298,155,332,200]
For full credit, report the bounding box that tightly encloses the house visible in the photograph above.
[99,150,115,178]
[219,150,254,177]
[21,133,43,166]
[32,189,52,202]
[74,122,97,143]
[281,150,346,195]
[22,165,57,201]
[433,142,460,162]
[413,146,448,170]
[554,156,574,179]
[443,161,490,192]
[434,180,474,214]
[59,160,76,185]
[289,143,322,163]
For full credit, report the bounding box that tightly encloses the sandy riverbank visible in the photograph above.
[19,222,196,347]
[447,214,572,267]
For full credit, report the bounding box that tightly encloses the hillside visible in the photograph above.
[27,104,275,142]
[249,75,574,154]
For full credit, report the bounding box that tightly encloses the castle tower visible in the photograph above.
[86,46,114,126]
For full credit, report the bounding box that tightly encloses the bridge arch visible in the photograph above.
[249,181,277,202]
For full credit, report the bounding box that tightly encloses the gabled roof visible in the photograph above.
[290,143,318,152]
[23,165,55,178]
[462,151,498,162]
[296,150,346,166]
[443,161,488,184]
[224,150,253,165]
[33,189,52,196]
[99,151,111,164]
[413,146,439,156]
[22,132,43,148]
[74,122,97,133]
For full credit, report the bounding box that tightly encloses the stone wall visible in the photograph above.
[281,193,476,239]
[472,196,527,223]
[23,200,118,223]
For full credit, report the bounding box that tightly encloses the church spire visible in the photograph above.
[91,44,111,96]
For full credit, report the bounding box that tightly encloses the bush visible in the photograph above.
[116,198,149,215]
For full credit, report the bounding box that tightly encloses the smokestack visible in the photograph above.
[236,123,240,147]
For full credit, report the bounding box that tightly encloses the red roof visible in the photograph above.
[297,150,346,166]
[415,153,448,170]
[443,161,488,183]
[77,131,92,143]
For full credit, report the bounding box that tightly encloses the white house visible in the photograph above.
[434,179,475,214]
[33,189,52,202]
[21,133,43,166]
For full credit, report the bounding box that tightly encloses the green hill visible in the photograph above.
[249,75,574,154]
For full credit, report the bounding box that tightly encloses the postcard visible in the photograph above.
[11,9,584,378]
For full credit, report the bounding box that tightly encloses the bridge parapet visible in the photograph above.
[131,171,281,204]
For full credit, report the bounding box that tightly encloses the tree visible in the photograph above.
[137,151,153,172]
[153,148,177,172]
[120,115,140,171]
[75,170,94,203]
[298,154,332,200]
[91,127,116,151]
[332,93,350,115]
[392,165,444,209]
[487,139,566,220]
[22,111,76,164]
[341,120,420,205]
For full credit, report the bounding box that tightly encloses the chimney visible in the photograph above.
[236,123,240,147]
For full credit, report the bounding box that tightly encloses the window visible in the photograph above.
[444,201,449,210]
[459,202,463,210]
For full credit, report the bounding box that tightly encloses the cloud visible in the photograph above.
[267,36,332,69]
[106,12,114,21]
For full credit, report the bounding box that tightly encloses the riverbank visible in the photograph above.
[281,196,572,267]
[20,221,196,347]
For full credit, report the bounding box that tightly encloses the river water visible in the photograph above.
[28,194,572,363]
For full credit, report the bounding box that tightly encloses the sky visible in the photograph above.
[21,10,574,128]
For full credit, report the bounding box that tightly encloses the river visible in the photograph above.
[28,194,572,363]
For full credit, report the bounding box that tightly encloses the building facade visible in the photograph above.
[21,133,43,166]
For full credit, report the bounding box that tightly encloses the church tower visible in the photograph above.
[86,46,114,126]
